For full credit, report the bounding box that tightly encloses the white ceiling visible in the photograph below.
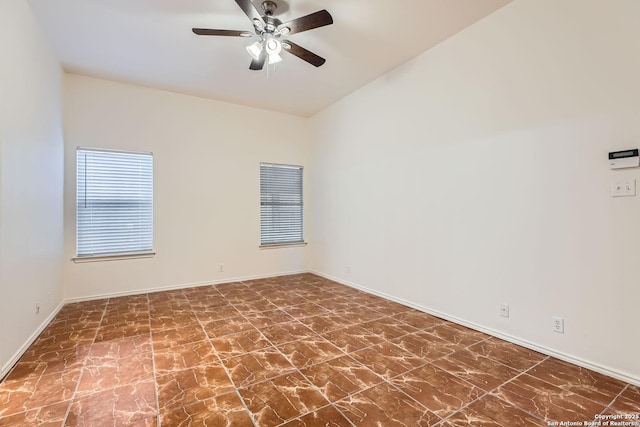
[27,0,511,117]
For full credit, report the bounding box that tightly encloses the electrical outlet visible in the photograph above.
[35,304,40,315]
[552,316,564,333]
[219,264,224,272]
[347,266,351,274]
[500,304,509,318]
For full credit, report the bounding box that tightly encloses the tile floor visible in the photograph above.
[0,273,638,426]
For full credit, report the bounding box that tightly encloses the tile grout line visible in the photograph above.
[601,383,629,416]
[8,276,637,426]
[0,286,501,425]
[146,292,162,427]
[158,285,244,420]
[485,356,558,422]
[492,355,629,413]
[232,284,359,426]
[378,360,455,424]
[16,282,336,418]
[235,289,336,423]
[372,337,549,426]
[147,288,241,420]
[100,289,523,425]
[75,296,158,425]
[232,293,471,425]
[274,402,357,427]
[292,278,639,420]
[191,286,261,427]
[439,355,551,425]
[263,289,454,426]
[61,300,108,427]
[260,323,356,427]
[175,292,231,377]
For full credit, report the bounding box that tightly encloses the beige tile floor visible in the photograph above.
[0,273,638,426]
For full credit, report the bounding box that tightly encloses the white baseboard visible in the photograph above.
[0,301,65,381]
[64,269,308,303]
[310,270,640,388]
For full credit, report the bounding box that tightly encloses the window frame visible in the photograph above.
[74,147,155,262]
[259,162,306,248]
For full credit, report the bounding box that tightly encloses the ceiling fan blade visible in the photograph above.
[235,0,265,26]
[282,41,326,67]
[249,51,267,70]
[278,10,333,35]
[192,28,252,37]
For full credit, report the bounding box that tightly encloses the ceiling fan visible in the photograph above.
[192,0,333,70]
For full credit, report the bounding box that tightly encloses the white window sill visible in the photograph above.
[72,252,156,263]
[259,242,307,250]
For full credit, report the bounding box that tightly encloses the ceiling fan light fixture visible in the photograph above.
[265,38,283,65]
[246,41,264,60]
[265,38,282,55]
[268,53,283,65]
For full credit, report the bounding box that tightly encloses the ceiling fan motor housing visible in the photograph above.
[261,1,277,16]
[265,16,283,33]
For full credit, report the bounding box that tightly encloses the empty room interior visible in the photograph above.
[1,0,639,425]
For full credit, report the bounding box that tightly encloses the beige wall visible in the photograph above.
[63,75,310,300]
[309,0,640,383]
[0,1,65,377]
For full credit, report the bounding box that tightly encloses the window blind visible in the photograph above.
[76,148,153,257]
[260,163,304,245]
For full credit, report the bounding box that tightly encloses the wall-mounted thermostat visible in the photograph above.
[609,149,639,169]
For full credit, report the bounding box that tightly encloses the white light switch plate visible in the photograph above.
[611,179,636,197]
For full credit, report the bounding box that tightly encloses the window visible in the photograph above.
[76,148,153,258]
[260,163,304,246]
